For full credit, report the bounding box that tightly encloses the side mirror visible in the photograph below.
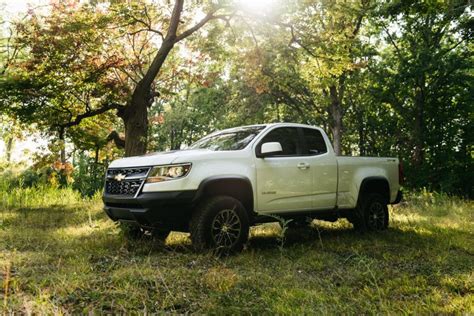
[259,142,283,158]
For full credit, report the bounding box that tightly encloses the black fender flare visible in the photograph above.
[193,175,255,216]
[357,176,391,206]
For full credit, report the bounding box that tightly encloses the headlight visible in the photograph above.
[146,163,192,183]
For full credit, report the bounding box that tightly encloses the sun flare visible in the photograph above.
[235,0,280,13]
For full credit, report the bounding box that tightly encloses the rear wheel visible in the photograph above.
[352,193,389,232]
[190,196,249,254]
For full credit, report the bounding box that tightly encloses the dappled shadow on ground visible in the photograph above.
[2,204,473,314]
[1,204,105,230]
[242,222,474,306]
[246,223,355,250]
[247,222,473,258]
[2,204,472,270]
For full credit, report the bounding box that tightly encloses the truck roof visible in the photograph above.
[218,122,320,133]
[265,122,319,128]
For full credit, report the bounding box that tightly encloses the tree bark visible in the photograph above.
[5,137,13,162]
[107,131,125,149]
[411,74,426,166]
[412,91,425,166]
[121,90,151,156]
[122,37,177,156]
[121,1,181,157]
[94,146,99,164]
[328,83,344,156]
[357,108,366,156]
[58,127,66,163]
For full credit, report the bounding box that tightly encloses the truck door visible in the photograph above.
[255,127,313,213]
[300,127,338,210]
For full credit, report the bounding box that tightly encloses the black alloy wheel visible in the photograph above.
[211,208,243,248]
[351,193,389,232]
[190,196,249,254]
[366,198,388,231]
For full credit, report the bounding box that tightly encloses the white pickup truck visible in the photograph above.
[103,123,402,252]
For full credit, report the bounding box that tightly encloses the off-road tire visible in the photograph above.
[352,193,389,232]
[190,196,249,254]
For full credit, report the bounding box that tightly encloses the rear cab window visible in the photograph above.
[301,128,327,155]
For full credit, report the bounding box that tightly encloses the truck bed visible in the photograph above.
[336,156,400,209]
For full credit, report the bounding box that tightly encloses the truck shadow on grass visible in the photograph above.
[247,223,473,281]
[246,223,472,256]
[2,205,472,260]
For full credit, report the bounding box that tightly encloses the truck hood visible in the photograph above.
[108,149,212,168]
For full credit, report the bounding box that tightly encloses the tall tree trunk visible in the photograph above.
[94,146,99,164]
[5,137,13,162]
[412,106,424,166]
[357,108,366,156]
[118,0,223,156]
[58,127,66,163]
[122,88,150,157]
[121,4,180,157]
[328,84,343,156]
[412,80,425,166]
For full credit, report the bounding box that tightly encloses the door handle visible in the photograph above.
[297,162,310,170]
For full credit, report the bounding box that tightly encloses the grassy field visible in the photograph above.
[0,187,473,314]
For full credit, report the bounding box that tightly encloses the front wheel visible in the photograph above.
[190,196,249,254]
[352,193,389,232]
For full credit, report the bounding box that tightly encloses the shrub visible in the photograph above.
[72,152,106,197]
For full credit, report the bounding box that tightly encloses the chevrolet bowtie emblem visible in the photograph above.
[114,173,126,182]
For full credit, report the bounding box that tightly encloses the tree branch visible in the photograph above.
[125,7,164,39]
[383,26,403,59]
[106,130,125,149]
[174,10,232,42]
[137,0,184,90]
[58,103,125,129]
[137,1,231,93]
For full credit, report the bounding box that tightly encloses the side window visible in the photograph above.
[257,127,301,156]
[302,128,327,155]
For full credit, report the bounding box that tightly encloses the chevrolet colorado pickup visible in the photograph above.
[103,123,402,252]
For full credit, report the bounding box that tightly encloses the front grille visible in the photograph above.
[107,167,150,178]
[105,167,151,196]
[105,179,143,195]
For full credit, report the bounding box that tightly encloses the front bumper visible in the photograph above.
[102,190,197,230]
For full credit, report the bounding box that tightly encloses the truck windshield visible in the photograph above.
[189,126,265,151]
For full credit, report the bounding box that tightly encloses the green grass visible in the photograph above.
[0,188,473,314]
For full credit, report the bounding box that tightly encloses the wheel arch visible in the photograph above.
[357,176,391,205]
[194,176,254,217]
